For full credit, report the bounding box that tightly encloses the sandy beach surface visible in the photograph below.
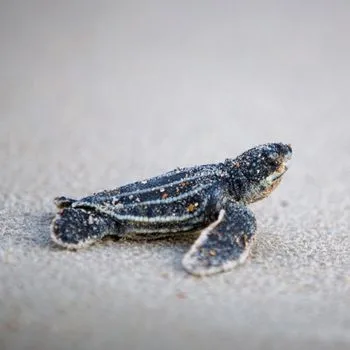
[1,1,350,349]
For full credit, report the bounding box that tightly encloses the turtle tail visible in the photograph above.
[54,196,77,209]
[51,207,120,249]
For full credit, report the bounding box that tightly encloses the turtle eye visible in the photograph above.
[269,151,279,160]
[266,151,279,166]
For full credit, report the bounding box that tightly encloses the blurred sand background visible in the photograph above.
[1,1,350,349]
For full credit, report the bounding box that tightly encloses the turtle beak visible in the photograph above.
[285,144,292,161]
[280,143,292,172]
[271,147,292,181]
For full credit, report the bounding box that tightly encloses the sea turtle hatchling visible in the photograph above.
[51,142,292,276]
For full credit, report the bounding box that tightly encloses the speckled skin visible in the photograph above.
[51,142,292,276]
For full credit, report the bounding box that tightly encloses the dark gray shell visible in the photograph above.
[69,163,229,235]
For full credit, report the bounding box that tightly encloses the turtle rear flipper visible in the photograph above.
[51,208,121,249]
[182,201,256,276]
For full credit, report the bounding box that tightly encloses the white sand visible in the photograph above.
[1,2,350,349]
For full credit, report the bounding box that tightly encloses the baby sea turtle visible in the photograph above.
[51,142,292,276]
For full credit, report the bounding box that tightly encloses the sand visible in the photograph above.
[1,1,350,349]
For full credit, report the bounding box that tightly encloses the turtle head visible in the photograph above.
[227,143,292,204]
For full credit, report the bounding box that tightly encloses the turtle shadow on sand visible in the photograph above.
[99,230,199,273]
[20,212,57,249]
[0,211,57,250]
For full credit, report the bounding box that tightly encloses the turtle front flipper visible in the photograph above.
[51,208,122,249]
[182,201,256,276]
